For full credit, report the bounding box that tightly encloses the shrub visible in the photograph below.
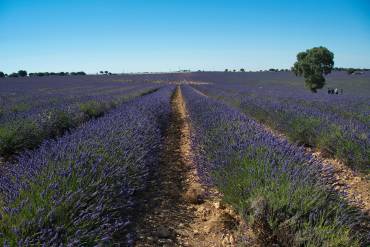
[335,138,365,170]
[316,125,342,157]
[0,120,43,158]
[214,149,359,246]
[43,110,75,138]
[79,101,108,118]
[347,68,356,74]
[287,117,322,147]
[11,103,30,113]
[317,126,368,172]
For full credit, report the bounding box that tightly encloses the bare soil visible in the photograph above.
[134,86,251,246]
[311,150,370,215]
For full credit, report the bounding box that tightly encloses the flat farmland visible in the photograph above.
[0,72,369,246]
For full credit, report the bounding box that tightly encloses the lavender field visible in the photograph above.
[0,73,369,246]
[0,76,159,158]
[190,71,370,174]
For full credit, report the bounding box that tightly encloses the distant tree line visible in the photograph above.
[222,67,369,74]
[0,70,87,78]
[0,70,29,78]
[224,68,291,72]
[99,71,113,75]
[333,67,370,74]
[33,71,86,76]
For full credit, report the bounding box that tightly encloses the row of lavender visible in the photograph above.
[0,86,174,245]
[0,79,151,123]
[191,73,369,174]
[0,76,159,158]
[0,75,159,124]
[181,85,368,246]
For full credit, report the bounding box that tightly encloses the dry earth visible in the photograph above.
[311,150,370,215]
[134,86,253,246]
[166,81,213,85]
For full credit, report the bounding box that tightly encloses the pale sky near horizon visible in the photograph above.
[1,0,369,73]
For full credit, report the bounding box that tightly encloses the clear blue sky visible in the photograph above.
[1,0,369,73]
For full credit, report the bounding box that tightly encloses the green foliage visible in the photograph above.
[0,158,102,244]
[238,101,369,173]
[0,120,43,158]
[347,68,356,74]
[0,133,135,244]
[70,71,86,76]
[287,117,322,147]
[44,110,75,138]
[0,89,159,160]
[293,46,334,92]
[0,72,5,78]
[0,111,76,159]
[11,102,30,113]
[79,101,109,118]
[316,125,342,156]
[17,70,28,77]
[213,149,359,246]
[315,125,368,172]
[29,72,70,77]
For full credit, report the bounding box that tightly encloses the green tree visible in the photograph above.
[347,68,356,74]
[0,72,5,78]
[292,46,334,92]
[18,70,28,77]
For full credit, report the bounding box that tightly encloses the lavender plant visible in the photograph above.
[190,71,370,174]
[0,86,174,245]
[0,76,159,158]
[181,85,367,246]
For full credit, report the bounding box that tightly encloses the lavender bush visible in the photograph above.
[190,71,370,174]
[0,76,159,158]
[181,85,367,246]
[0,86,174,245]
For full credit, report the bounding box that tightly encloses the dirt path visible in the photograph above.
[311,150,370,214]
[134,86,247,246]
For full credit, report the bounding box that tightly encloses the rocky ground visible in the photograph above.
[133,84,370,246]
[134,86,253,247]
